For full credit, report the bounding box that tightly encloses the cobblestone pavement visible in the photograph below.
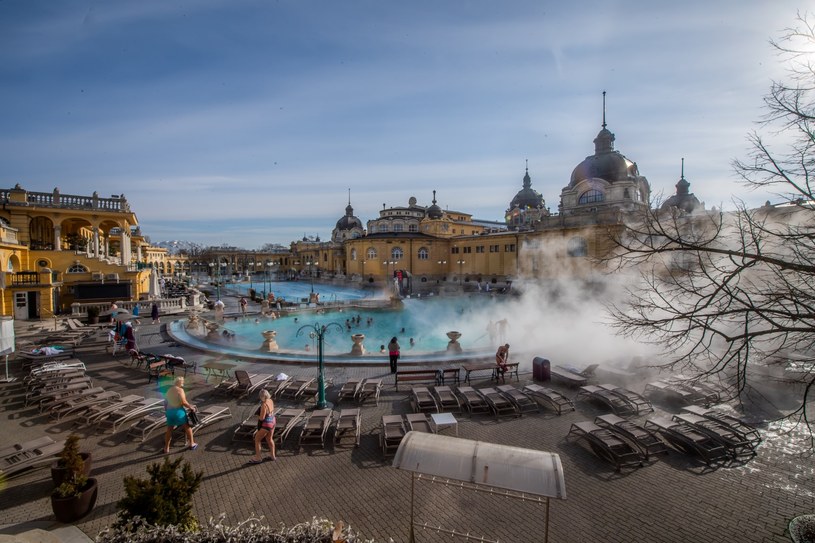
[0,318,812,542]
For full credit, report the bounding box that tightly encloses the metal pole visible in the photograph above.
[317,325,326,409]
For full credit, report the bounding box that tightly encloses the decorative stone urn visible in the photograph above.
[186,312,200,330]
[351,333,366,356]
[261,330,279,352]
[205,322,221,340]
[446,331,463,353]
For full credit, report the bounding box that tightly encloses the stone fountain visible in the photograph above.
[261,330,279,352]
[446,331,463,353]
[351,333,366,356]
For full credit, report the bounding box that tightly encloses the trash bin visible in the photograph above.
[533,357,551,381]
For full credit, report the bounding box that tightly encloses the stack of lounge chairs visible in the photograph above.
[478,387,521,418]
[644,416,730,466]
[333,408,362,447]
[431,385,462,413]
[594,414,669,459]
[298,409,334,450]
[522,384,575,414]
[454,386,491,417]
[380,415,406,458]
[337,379,362,404]
[495,384,540,415]
[566,420,645,471]
[575,385,637,416]
[356,378,382,406]
[410,386,439,413]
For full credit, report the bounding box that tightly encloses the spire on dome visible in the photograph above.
[602,90,607,129]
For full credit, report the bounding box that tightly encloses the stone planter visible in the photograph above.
[51,478,98,523]
[351,334,366,356]
[446,331,463,353]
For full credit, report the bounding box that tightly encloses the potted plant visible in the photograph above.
[50,434,98,523]
[51,434,93,487]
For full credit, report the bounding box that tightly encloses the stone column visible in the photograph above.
[92,227,100,258]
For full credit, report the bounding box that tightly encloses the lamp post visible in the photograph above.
[457,259,466,287]
[297,322,342,409]
[248,261,254,290]
[306,259,318,293]
[208,262,221,301]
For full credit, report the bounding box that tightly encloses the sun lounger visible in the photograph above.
[523,383,575,414]
[0,436,65,480]
[25,377,93,406]
[663,378,719,406]
[232,370,273,399]
[17,347,75,366]
[672,413,757,458]
[334,408,362,447]
[410,386,439,413]
[95,397,165,434]
[160,354,197,376]
[575,385,637,416]
[267,376,293,398]
[129,404,232,442]
[597,383,654,414]
[566,421,644,471]
[278,377,316,401]
[357,378,382,406]
[79,394,144,426]
[41,385,103,413]
[680,405,762,448]
[232,406,265,442]
[212,372,257,396]
[594,414,669,459]
[404,412,435,433]
[297,377,333,404]
[27,360,85,378]
[643,380,697,405]
[380,414,407,458]
[337,379,363,404]
[49,389,121,421]
[455,386,491,416]
[272,408,306,444]
[432,385,462,413]
[644,416,729,465]
[496,384,540,415]
[550,364,599,386]
[26,369,86,391]
[298,409,333,450]
[478,386,521,418]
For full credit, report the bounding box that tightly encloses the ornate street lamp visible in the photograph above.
[297,322,342,409]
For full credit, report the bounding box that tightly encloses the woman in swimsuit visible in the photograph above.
[248,388,276,464]
[164,376,197,454]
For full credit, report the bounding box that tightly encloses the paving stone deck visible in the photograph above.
[0,318,811,542]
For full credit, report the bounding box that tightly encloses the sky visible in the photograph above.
[0,1,805,249]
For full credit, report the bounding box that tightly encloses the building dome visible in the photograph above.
[568,126,640,188]
[335,203,363,231]
[426,190,443,220]
[661,159,702,214]
[509,167,544,210]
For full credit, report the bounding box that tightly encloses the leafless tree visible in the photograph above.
[605,13,815,446]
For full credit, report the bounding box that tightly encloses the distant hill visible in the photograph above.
[154,240,203,255]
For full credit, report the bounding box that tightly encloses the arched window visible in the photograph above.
[366,247,377,260]
[417,247,429,260]
[567,237,588,257]
[409,224,418,232]
[350,249,357,261]
[391,247,404,261]
[578,189,605,204]
[67,263,89,273]
[378,224,389,233]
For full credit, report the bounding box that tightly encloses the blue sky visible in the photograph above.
[0,1,802,248]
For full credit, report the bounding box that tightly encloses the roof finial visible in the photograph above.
[525,158,528,173]
[602,90,607,129]
[432,189,437,205]
[348,188,351,205]
[681,157,685,179]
